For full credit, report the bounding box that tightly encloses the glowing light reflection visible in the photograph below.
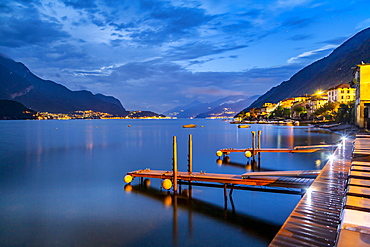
[306,187,312,203]
[327,154,336,161]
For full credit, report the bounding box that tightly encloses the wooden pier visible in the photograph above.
[125,133,321,196]
[270,134,370,247]
[127,169,315,191]
[217,147,320,154]
[124,132,370,246]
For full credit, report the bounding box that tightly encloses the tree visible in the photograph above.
[313,102,339,120]
[292,105,306,119]
[337,102,355,123]
[271,106,291,118]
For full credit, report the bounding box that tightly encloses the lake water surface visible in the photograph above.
[0,119,340,246]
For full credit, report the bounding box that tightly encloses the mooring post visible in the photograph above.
[257,130,261,149]
[188,134,193,174]
[257,130,262,168]
[188,134,193,198]
[251,131,256,161]
[173,136,178,194]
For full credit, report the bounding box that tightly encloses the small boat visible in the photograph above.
[238,124,250,128]
[182,124,197,128]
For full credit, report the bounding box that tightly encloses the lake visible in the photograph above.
[0,119,341,246]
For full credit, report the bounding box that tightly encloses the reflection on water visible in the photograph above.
[125,183,281,245]
[0,119,340,246]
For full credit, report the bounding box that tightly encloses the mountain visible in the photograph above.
[240,27,370,113]
[0,99,37,120]
[164,95,259,118]
[0,55,128,116]
[196,95,260,118]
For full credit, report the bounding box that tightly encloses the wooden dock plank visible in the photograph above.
[345,195,370,212]
[347,185,370,198]
[242,170,320,178]
[352,160,370,166]
[294,144,336,149]
[350,171,370,179]
[351,166,370,171]
[349,178,370,187]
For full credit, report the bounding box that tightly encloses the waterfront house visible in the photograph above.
[354,63,370,128]
[327,83,356,104]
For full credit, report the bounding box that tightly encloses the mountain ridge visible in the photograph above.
[0,55,128,116]
[165,95,259,118]
[241,27,370,112]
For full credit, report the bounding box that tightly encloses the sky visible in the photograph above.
[1,0,370,113]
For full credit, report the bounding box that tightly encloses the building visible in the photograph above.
[293,95,310,103]
[262,102,278,114]
[307,97,328,110]
[279,98,295,108]
[327,83,356,104]
[354,64,370,128]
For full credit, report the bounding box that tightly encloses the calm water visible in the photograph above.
[0,119,340,246]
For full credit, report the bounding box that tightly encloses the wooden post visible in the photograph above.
[257,130,262,149]
[173,136,178,193]
[251,131,256,161]
[188,134,193,198]
[188,134,193,174]
[257,130,262,169]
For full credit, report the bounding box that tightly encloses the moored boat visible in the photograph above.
[182,124,197,128]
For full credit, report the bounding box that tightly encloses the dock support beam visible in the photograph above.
[188,134,193,198]
[257,130,262,170]
[251,131,256,161]
[173,136,178,194]
[188,134,193,174]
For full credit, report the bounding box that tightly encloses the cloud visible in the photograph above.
[275,0,311,9]
[287,44,337,64]
[282,17,312,29]
[356,18,370,31]
[165,41,248,61]
[61,0,98,9]
[69,58,302,111]
[319,36,349,46]
[0,1,70,48]
[288,34,312,41]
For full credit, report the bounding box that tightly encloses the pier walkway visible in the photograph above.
[269,134,370,247]
[126,169,314,191]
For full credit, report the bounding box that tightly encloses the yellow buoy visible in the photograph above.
[216,150,223,157]
[162,179,172,190]
[123,175,133,183]
[244,151,252,158]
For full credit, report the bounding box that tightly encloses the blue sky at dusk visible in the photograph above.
[1,0,370,112]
